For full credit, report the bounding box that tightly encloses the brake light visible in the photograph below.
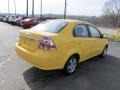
[39,36,56,50]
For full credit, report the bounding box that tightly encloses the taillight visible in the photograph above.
[39,36,56,50]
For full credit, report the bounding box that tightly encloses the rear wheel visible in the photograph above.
[64,56,78,75]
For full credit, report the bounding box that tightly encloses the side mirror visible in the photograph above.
[101,34,107,39]
[100,34,104,38]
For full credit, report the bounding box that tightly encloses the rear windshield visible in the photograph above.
[32,20,68,33]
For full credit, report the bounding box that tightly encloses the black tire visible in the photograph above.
[100,46,108,58]
[63,56,78,75]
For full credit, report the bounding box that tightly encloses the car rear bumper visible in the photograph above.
[20,22,31,27]
[15,43,64,70]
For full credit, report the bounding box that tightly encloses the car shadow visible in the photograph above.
[23,55,120,90]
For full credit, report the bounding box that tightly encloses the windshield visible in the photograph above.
[32,20,68,33]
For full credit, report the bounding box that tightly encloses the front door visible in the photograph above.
[87,25,103,56]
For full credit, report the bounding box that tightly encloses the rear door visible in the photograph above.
[73,24,94,62]
[87,25,103,56]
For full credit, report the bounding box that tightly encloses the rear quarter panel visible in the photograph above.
[51,22,80,66]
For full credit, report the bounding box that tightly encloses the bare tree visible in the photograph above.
[103,0,120,28]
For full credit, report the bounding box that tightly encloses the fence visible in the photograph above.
[99,28,120,41]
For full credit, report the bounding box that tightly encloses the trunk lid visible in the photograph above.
[18,29,58,51]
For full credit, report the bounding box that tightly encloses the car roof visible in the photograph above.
[51,19,94,25]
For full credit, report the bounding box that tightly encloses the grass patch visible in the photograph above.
[103,28,120,42]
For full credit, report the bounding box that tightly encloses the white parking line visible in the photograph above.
[0,57,11,68]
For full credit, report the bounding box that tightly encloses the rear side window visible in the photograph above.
[32,20,68,33]
[74,25,89,37]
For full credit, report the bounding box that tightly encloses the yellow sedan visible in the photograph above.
[16,19,108,74]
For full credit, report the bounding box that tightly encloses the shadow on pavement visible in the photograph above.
[23,55,120,90]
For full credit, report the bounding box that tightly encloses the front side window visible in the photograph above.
[74,25,89,37]
[88,25,101,38]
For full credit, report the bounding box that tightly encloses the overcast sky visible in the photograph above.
[0,0,108,16]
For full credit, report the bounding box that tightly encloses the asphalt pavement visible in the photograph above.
[0,22,120,90]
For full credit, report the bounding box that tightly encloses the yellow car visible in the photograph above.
[16,19,108,74]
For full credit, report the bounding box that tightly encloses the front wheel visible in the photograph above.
[64,56,78,75]
[100,46,108,58]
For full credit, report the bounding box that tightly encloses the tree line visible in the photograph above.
[86,0,120,28]
[103,0,120,28]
